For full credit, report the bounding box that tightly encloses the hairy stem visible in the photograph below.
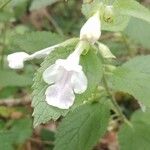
[103,75,132,127]
[44,9,64,36]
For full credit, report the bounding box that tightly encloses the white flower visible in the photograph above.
[80,11,101,43]
[7,45,59,69]
[7,38,77,69]
[43,41,87,109]
[7,52,29,69]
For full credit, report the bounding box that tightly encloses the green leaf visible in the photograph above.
[75,48,103,106]
[0,118,32,150]
[30,0,59,10]
[0,0,11,9]
[12,118,32,143]
[32,41,103,127]
[10,31,64,53]
[54,101,110,150]
[101,14,129,32]
[124,17,150,49]
[110,55,150,107]
[114,0,150,23]
[102,40,127,57]
[81,0,103,18]
[119,110,150,150]
[0,70,32,87]
[82,0,130,31]
[32,41,78,127]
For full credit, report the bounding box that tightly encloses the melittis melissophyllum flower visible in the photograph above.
[7,10,102,109]
[43,41,88,109]
[42,11,101,109]
[7,38,76,69]
[7,43,60,69]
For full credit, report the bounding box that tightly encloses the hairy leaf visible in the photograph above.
[32,41,103,127]
[10,31,64,53]
[115,0,150,23]
[110,55,150,107]
[124,17,150,49]
[32,45,75,127]
[54,100,110,150]
[119,110,150,150]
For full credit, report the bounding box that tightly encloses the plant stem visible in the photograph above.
[0,24,7,68]
[103,75,132,127]
[122,34,136,57]
[43,9,64,36]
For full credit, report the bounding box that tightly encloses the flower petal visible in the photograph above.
[43,64,59,84]
[71,70,88,94]
[56,57,82,72]
[45,84,75,109]
[7,52,29,69]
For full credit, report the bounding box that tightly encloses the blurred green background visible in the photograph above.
[0,0,149,150]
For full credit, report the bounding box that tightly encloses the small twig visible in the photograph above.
[43,9,64,36]
[0,97,31,106]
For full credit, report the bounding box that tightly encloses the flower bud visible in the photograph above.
[103,5,114,23]
[97,42,116,59]
[104,64,116,72]
[80,11,101,44]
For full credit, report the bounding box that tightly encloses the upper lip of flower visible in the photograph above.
[55,58,82,72]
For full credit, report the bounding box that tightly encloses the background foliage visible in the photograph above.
[0,0,150,150]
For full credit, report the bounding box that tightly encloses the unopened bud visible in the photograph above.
[103,5,114,23]
[97,42,116,59]
[80,11,101,44]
